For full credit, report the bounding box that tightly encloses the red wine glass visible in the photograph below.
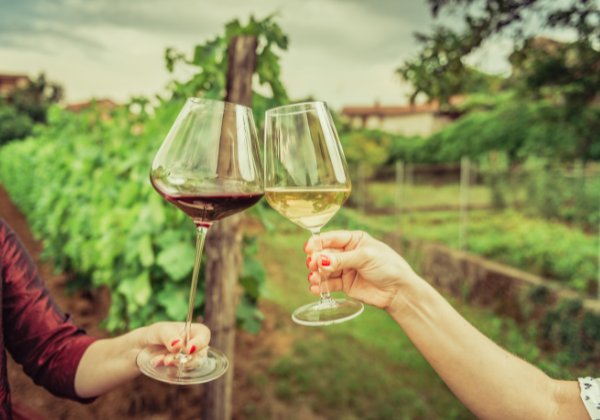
[137,98,264,384]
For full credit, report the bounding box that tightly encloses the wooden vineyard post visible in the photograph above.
[395,161,404,252]
[202,35,258,420]
[459,156,470,251]
[357,163,366,213]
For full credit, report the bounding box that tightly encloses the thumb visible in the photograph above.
[319,249,365,273]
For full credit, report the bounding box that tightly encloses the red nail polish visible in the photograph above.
[306,256,311,268]
[309,285,313,291]
[171,339,180,347]
[190,345,196,354]
[321,255,330,266]
[308,272,312,281]
[303,242,308,252]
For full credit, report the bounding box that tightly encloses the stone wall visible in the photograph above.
[383,231,600,316]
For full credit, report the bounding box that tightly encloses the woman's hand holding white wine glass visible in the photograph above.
[264,101,363,325]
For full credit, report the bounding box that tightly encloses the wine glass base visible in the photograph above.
[292,298,364,326]
[137,345,228,385]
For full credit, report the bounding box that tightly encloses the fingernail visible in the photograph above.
[168,361,175,366]
[308,272,312,281]
[190,345,196,354]
[321,255,330,266]
[306,256,311,268]
[171,339,180,347]
[309,285,313,291]
[303,242,308,252]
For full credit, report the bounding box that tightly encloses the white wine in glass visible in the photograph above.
[264,101,363,326]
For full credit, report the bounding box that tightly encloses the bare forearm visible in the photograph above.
[388,280,587,420]
[74,328,145,398]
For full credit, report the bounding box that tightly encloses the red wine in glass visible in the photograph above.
[152,182,263,228]
[137,97,264,385]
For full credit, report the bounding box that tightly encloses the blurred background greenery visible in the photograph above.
[2,1,600,419]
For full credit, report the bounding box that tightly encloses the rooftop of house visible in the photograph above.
[0,74,30,96]
[64,99,119,112]
[0,74,30,84]
[340,95,466,117]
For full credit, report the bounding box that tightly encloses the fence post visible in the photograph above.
[406,163,414,204]
[203,34,257,420]
[395,161,404,252]
[460,156,470,251]
[598,164,600,299]
[358,162,366,213]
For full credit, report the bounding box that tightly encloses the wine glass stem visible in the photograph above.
[177,225,208,364]
[310,230,334,306]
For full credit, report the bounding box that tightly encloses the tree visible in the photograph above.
[0,73,63,145]
[397,27,504,109]
[400,0,600,106]
[399,0,600,161]
[164,14,289,128]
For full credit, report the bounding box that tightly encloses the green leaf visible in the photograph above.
[117,270,152,306]
[156,283,188,321]
[149,193,166,227]
[236,296,264,335]
[156,242,196,281]
[138,234,155,267]
[156,230,184,248]
[244,258,266,282]
[239,276,260,300]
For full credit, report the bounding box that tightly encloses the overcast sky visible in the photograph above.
[0,0,557,110]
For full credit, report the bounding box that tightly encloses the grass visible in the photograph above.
[252,209,592,419]
[366,181,493,209]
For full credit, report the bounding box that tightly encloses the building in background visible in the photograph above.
[65,99,119,112]
[0,74,30,101]
[340,95,465,137]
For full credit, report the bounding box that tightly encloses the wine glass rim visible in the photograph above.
[266,101,328,115]
[187,97,251,110]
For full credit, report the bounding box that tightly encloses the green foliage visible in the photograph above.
[0,103,266,333]
[339,129,427,167]
[165,14,289,127]
[340,130,392,174]
[0,15,290,333]
[401,0,600,162]
[0,104,34,145]
[412,93,600,163]
[336,207,599,293]
[397,27,504,107]
[9,73,63,123]
[420,0,600,102]
[0,73,63,145]
[477,157,600,229]
[338,90,596,167]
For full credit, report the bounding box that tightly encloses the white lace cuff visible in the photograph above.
[579,377,600,420]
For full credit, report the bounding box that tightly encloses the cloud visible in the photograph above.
[0,0,439,59]
[0,0,459,107]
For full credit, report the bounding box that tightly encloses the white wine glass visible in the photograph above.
[137,97,264,384]
[264,101,364,326]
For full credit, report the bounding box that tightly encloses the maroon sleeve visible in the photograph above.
[0,219,98,402]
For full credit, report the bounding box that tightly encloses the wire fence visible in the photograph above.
[348,159,600,298]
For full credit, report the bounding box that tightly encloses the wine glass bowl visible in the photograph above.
[264,101,363,326]
[150,98,263,228]
[138,97,264,384]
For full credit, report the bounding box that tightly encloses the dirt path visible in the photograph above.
[0,186,323,420]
